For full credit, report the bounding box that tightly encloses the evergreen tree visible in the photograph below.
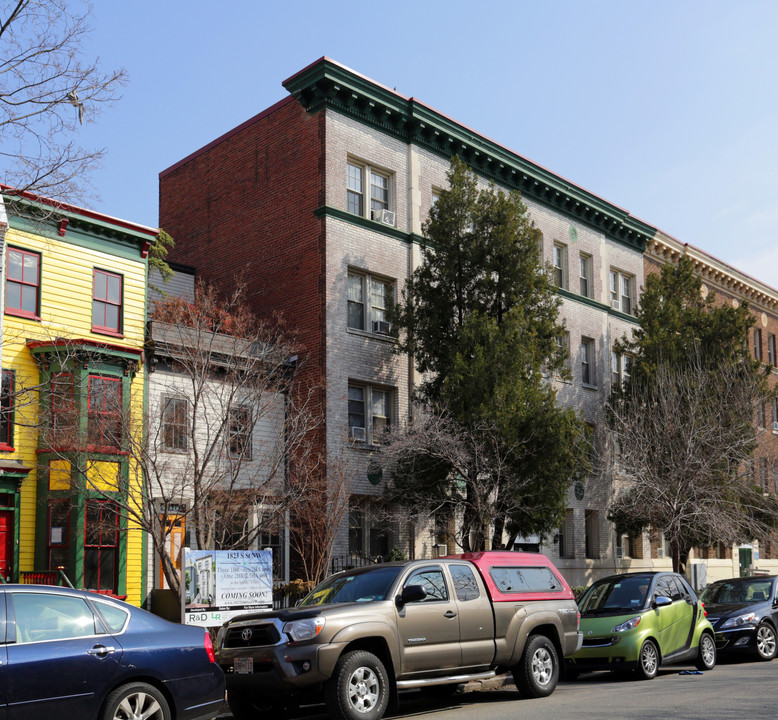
[387,159,589,551]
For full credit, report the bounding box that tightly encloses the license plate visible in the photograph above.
[234,657,254,674]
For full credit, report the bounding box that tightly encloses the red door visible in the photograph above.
[0,510,13,582]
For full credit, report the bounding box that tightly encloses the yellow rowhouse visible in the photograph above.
[0,190,156,606]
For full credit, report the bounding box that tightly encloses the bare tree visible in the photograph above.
[380,403,584,552]
[0,0,126,201]
[608,353,778,574]
[11,282,326,598]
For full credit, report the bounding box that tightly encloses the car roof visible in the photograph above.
[708,575,777,583]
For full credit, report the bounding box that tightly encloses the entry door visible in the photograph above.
[0,512,13,583]
[159,515,185,588]
[739,548,753,577]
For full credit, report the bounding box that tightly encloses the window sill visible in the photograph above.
[582,383,598,391]
[92,327,124,339]
[346,327,395,343]
[0,443,14,452]
[5,309,41,321]
[161,447,189,454]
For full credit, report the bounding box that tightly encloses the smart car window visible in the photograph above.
[13,593,97,643]
[666,577,685,601]
[449,565,480,601]
[655,577,674,600]
[404,568,448,602]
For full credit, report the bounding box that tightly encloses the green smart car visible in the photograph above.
[567,572,716,680]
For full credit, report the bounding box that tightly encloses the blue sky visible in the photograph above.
[75,1,778,289]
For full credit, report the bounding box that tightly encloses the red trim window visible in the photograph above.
[92,269,123,334]
[47,499,70,574]
[50,373,75,447]
[84,499,118,592]
[5,247,40,318]
[87,376,122,449]
[0,370,14,450]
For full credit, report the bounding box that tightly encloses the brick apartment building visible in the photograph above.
[159,57,777,585]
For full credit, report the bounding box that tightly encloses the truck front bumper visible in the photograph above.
[218,640,347,696]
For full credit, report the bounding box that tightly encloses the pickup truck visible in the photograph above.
[215,551,582,720]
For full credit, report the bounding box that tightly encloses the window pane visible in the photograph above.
[348,386,364,428]
[13,593,97,643]
[7,250,22,281]
[22,252,39,283]
[105,304,119,330]
[94,271,107,300]
[21,285,36,313]
[92,300,105,327]
[370,172,389,212]
[106,275,121,303]
[5,282,21,310]
[348,275,363,302]
[347,164,362,192]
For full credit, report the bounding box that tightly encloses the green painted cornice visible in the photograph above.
[3,193,155,262]
[285,59,655,252]
[556,287,639,324]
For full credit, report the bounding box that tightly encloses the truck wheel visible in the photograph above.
[326,649,390,720]
[228,690,288,720]
[513,634,559,698]
[695,631,717,670]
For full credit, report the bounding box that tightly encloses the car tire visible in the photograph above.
[635,639,659,680]
[695,631,717,671]
[102,682,171,720]
[513,634,559,698]
[754,622,778,661]
[326,649,390,720]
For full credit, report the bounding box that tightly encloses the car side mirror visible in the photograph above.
[397,584,427,607]
[654,595,672,607]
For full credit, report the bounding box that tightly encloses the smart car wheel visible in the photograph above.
[327,649,389,720]
[102,682,171,720]
[754,622,777,661]
[695,631,717,671]
[635,639,659,680]
[513,634,559,698]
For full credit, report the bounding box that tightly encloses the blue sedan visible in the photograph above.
[0,584,225,719]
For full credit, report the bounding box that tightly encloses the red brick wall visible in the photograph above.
[159,98,326,391]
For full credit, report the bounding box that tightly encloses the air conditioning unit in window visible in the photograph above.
[773,421,778,432]
[372,320,392,335]
[350,426,366,442]
[656,547,665,559]
[615,546,624,559]
[611,300,620,311]
[372,209,395,226]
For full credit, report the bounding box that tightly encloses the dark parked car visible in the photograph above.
[0,584,225,719]
[699,575,778,661]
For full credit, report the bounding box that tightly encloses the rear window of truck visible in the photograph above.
[489,566,563,594]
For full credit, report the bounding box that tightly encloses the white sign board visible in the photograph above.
[184,549,273,627]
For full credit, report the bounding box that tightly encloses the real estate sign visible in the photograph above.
[184,549,273,627]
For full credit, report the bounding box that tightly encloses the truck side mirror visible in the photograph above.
[397,584,427,606]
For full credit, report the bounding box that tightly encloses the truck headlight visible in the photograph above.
[283,616,326,642]
[613,616,642,633]
[720,612,757,629]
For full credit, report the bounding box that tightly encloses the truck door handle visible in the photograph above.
[444,611,457,618]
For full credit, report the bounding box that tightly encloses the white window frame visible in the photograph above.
[579,253,592,298]
[754,328,763,362]
[553,243,568,289]
[581,337,596,387]
[610,351,632,388]
[161,395,189,453]
[347,383,394,444]
[347,271,394,335]
[609,269,634,315]
[347,159,393,222]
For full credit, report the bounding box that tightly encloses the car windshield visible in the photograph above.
[298,567,402,606]
[579,575,652,614]
[700,579,773,605]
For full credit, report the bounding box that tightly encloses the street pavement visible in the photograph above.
[217,656,778,719]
